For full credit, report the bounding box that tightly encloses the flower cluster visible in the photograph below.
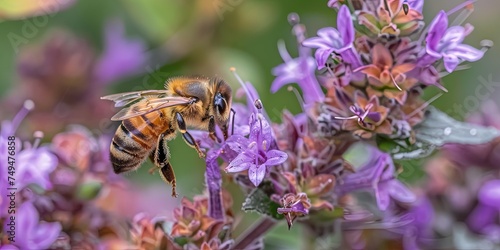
[0,101,61,250]
[177,1,494,248]
[128,191,234,250]
[0,102,159,249]
[2,20,147,136]
[302,1,488,141]
[236,0,490,248]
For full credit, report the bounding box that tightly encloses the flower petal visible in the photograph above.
[340,48,362,69]
[16,202,38,241]
[271,74,295,93]
[443,54,460,72]
[337,5,355,45]
[357,65,381,78]
[441,26,466,46]
[387,180,416,203]
[426,11,448,53]
[372,44,393,68]
[314,48,334,69]
[225,135,249,153]
[375,183,391,211]
[265,150,288,166]
[450,44,484,62]
[225,154,253,173]
[392,63,416,76]
[407,0,424,13]
[248,164,267,186]
[302,36,332,49]
[31,221,62,249]
[17,148,58,190]
[317,27,342,48]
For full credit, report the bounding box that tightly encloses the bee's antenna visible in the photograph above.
[230,108,236,136]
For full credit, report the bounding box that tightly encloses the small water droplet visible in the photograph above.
[470,128,477,136]
[444,127,452,135]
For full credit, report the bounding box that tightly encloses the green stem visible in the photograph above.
[232,217,277,250]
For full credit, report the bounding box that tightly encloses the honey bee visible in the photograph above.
[101,76,232,197]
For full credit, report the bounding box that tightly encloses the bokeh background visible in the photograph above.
[0,0,499,248]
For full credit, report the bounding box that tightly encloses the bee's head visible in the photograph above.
[212,78,232,127]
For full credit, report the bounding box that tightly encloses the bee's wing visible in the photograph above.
[101,91,193,121]
[101,90,171,107]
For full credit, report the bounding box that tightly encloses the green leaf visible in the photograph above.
[242,187,283,220]
[76,181,102,200]
[414,106,500,146]
[377,136,436,160]
[395,159,427,183]
[173,236,189,247]
[378,106,500,161]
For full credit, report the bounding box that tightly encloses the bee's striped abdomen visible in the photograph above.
[110,112,165,174]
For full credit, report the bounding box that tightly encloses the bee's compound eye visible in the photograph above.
[214,92,226,114]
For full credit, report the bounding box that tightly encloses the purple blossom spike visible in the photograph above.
[277,193,311,229]
[225,114,288,186]
[303,5,361,70]
[271,14,324,105]
[421,10,484,72]
[336,146,416,211]
[94,19,148,84]
[467,180,500,242]
[2,202,62,250]
[16,143,58,191]
[231,67,266,116]
[205,155,224,220]
[1,101,58,216]
[271,42,323,105]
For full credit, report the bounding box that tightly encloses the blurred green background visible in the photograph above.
[0,0,499,248]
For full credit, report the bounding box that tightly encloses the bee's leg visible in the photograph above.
[207,115,220,143]
[229,108,236,137]
[159,162,177,197]
[175,112,205,158]
[152,133,177,197]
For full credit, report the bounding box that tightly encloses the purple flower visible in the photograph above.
[271,15,324,105]
[94,19,148,84]
[16,145,58,191]
[2,202,61,250]
[467,180,500,242]
[205,155,224,220]
[302,5,361,70]
[223,70,288,187]
[225,114,288,186]
[422,10,484,72]
[402,196,434,249]
[277,193,311,229]
[0,101,58,216]
[336,146,416,211]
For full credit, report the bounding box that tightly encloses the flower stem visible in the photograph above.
[232,217,277,249]
[206,156,223,220]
